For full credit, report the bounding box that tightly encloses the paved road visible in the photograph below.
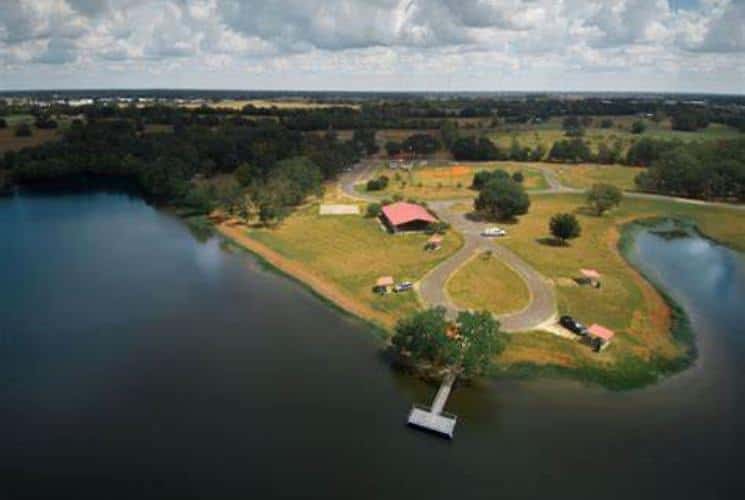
[419,202,556,332]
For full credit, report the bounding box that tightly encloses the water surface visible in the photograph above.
[1,192,744,499]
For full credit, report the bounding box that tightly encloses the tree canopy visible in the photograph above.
[474,177,530,220]
[549,213,581,245]
[587,183,623,215]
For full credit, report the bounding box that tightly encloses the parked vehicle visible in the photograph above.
[559,315,588,336]
[481,227,506,237]
[393,281,413,293]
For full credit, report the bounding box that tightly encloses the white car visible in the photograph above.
[481,227,507,237]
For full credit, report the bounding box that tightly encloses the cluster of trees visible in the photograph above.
[548,138,592,162]
[391,307,507,377]
[473,169,530,220]
[1,118,361,221]
[366,175,390,191]
[635,138,745,201]
[449,135,543,162]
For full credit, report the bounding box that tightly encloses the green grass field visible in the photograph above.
[489,116,742,159]
[489,193,744,388]
[246,204,463,327]
[360,162,548,201]
[540,163,645,190]
[447,251,530,315]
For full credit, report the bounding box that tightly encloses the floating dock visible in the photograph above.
[407,373,457,438]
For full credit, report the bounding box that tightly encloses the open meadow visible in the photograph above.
[358,162,548,200]
[487,193,745,385]
[489,116,742,158]
[241,203,463,328]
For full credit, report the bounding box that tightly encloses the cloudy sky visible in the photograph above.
[1,0,743,93]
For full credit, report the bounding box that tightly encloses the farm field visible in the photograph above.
[489,116,742,158]
[446,251,530,315]
[359,162,548,201]
[241,204,463,328]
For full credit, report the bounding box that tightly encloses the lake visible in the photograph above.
[1,190,744,499]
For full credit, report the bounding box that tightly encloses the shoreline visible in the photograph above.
[214,221,393,338]
[210,212,714,391]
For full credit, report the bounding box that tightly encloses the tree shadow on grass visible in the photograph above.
[466,211,520,225]
[536,237,568,247]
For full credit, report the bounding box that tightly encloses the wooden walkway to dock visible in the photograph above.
[407,373,457,438]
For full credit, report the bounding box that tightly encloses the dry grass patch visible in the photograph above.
[540,163,644,190]
[447,251,530,315]
[0,128,60,154]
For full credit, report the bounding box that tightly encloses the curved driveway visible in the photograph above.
[420,202,556,332]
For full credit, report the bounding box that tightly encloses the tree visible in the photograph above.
[234,162,258,186]
[366,202,381,218]
[587,183,623,215]
[0,118,7,129]
[352,129,379,155]
[600,118,614,129]
[392,307,454,367]
[512,171,524,183]
[401,133,440,155]
[631,120,647,134]
[472,168,509,190]
[474,178,530,220]
[456,311,507,376]
[549,213,581,245]
[385,141,402,156]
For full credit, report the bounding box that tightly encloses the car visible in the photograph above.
[481,227,507,237]
[559,315,588,336]
[393,281,413,293]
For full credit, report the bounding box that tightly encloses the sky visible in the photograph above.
[0,0,744,93]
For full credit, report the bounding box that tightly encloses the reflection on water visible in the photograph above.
[1,194,744,499]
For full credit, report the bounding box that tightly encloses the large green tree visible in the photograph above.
[474,178,530,220]
[456,311,506,376]
[587,183,623,215]
[549,213,581,245]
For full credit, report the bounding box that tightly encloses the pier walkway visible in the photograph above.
[407,373,457,438]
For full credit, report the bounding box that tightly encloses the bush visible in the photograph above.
[512,171,524,183]
[366,175,389,191]
[631,120,646,134]
[366,203,382,218]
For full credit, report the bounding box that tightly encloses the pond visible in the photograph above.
[1,192,744,499]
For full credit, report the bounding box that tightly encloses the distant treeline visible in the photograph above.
[4,96,744,132]
[0,119,362,216]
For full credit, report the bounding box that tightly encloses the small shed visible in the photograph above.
[587,324,614,351]
[425,234,443,251]
[579,268,602,288]
[374,276,394,294]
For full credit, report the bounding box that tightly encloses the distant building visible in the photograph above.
[380,202,437,232]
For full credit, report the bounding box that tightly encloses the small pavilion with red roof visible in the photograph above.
[381,202,437,233]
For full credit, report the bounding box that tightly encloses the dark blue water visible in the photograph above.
[1,192,744,499]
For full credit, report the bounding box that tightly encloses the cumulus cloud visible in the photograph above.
[0,0,744,92]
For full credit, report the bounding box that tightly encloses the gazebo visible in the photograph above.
[374,276,394,294]
[587,324,614,351]
[579,268,602,288]
[425,234,443,251]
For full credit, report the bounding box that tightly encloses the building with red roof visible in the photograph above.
[381,202,437,232]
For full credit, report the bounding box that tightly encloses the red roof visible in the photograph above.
[588,324,615,341]
[580,268,601,279]
[381,202,437,227]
